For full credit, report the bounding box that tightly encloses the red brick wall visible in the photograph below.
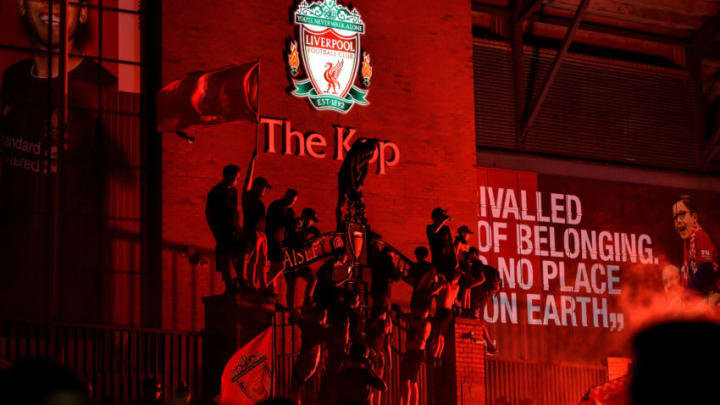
[455,318,488,405]
[160,0,477,330]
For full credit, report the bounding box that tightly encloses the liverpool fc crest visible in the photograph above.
[287,0,371,113]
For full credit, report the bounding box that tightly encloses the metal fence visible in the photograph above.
[485,358,608,405]
[271,307,431,405]
[0,320,203,404]
[1,320,608,405]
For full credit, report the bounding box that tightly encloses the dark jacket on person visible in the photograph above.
[333,363,386,405]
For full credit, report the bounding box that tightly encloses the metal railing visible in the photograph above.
[485,358,607,405]
[1,318,609,405]
[0,320,203,404]
[271,305,431,405]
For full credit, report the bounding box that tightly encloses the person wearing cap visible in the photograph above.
[230,150,271,292]
[267,189,298,240]
[426,207,456,280]
[466,247,502,323]
[267,189,299,263]
[454,225,473,265]
[205,163,246,293]
[242,148,272,234]
[296,208,322,244]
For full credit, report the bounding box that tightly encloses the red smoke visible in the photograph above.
[613,258,720,355]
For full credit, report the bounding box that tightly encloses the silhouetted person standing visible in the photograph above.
[468,247,501,319]
[206,164,244,293]
[289,305,332,405]
[407,247,433,288]
[432,269,463,360]
[370,246,401,312]
[408,246,442,315]
[267,189,298,249]
[454,225,473,271]
[334,343,387,405]
[242,149,271,234]
[426,208,455,280]
[238,149,272,291]
[365,306,392,405]
[396,307,432,405]
[244,215,272,290]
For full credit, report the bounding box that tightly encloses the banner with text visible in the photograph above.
[476,168,720,362]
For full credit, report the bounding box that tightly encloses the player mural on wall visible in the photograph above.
[0,0,132,322]
[0,0,117,208]
[672,194,720,302]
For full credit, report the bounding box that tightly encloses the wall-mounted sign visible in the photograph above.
[476,166,720,361]
[287,0,371,113]
[260,116,400,175]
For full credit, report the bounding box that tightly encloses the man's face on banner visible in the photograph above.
[662,265,681,297]
[18,0,87,48]
[673,200,698,240]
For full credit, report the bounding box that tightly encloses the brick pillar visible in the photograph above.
[454,318,488,405]
[429,318,457,405]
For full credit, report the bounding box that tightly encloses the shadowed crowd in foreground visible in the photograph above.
[2,320,719,405]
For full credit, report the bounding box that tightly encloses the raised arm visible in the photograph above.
[468,272,486,290]
[432,274,449,297]
[259,234,270,288]
[416,270,443,296]
[453,237,464,256]
[385,317,393,370]
[429,217,449,234]
[368,369,387,391]
[429,279,445,297]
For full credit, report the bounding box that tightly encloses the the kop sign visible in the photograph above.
[287,0,372,113]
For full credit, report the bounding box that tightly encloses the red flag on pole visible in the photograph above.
[157,62,259,132]
[218,327,273,405]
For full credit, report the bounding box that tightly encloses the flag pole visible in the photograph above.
[255,56,262,154]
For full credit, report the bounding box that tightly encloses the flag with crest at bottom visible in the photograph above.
[218,327,272,405]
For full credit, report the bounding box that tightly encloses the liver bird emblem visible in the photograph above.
[323,59,343,94]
